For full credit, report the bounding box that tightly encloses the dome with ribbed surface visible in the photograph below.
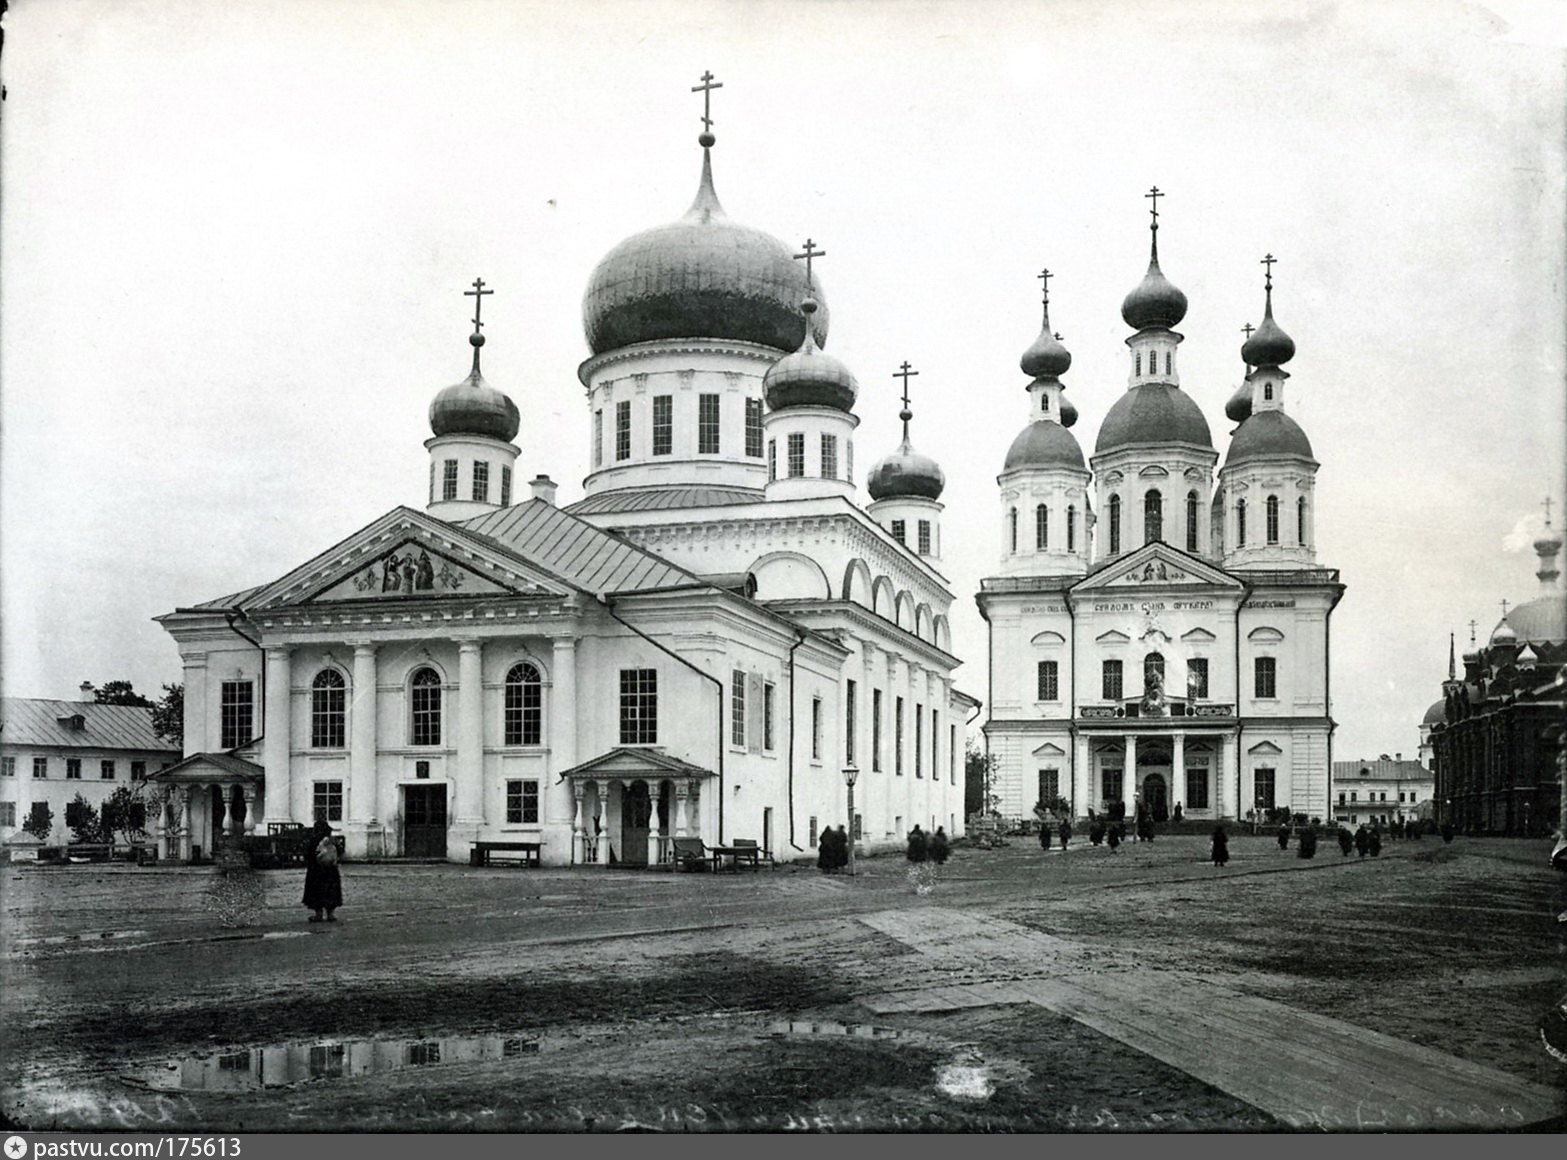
[868,439,945,501]
[762,299,855,411]
[1502,594,1566,644]
[1224,408,1314,465]
[429,335,520,441]
[1121,257,1188,331]
[582,150,828,356]
[1004,421,1085,472]
[1095,383,1212,452]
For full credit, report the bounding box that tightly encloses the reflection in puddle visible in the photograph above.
[134,1031,558,1091]
[767,1020,901,1040]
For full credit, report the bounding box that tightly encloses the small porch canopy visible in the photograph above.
[557,748,713,867]
[146,753,264,859]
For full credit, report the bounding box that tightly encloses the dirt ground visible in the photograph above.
[2,833,1562,1132]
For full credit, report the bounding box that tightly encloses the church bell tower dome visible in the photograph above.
[867,365,945,502]
[762,297,856,411]
[429,330,521,442]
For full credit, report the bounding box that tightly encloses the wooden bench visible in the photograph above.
[709,841,762,872]
[670,837,710,872]
[470,840,542,868]
[731,838,774,869]
[64,843,113,863]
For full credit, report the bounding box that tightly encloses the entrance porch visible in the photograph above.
[558,748,713,868]
[145,753,265,862]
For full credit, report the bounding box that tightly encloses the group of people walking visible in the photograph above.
[816,824,853,872]
[904,824,951,865]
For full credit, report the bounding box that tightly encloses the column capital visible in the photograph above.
[183,652,209,667]
[552,637,577,654]
[351,640,379,658]
[265,645,292,661]
[454,637,484,652]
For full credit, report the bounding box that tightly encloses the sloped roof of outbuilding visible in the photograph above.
[0,699,177,753]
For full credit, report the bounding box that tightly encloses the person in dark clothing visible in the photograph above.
[1277,822,1291,851]
[1441,821,1456,844]
[1368,828,1382,857]
[1354,824,1370,858]
[1106,824,1121,852]
[930,827,950,865]
[1172,803,1184,823]
[1089,820,1105,846]
[834,825,850,869]
[906,825,929,864]
[1138,815,1155,843]
[1058,819,1071,850]
[818,828,836,872]
[1297,824,1318,859]
[1039,823,1052,851]
[1211,825,1229,867]
[301,820,342,923]
[1337,827,1354,857]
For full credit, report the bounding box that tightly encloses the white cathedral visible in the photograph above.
[978,211,1343,827]
[151,93,973,865]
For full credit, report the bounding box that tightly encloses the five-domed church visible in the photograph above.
[151,80,973,865]
[978,203,1345,826]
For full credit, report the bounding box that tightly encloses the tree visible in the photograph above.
[22,802,53,842]
[101,785,150,845]
[965,743,999,818]
[92,680,154,708]
[65,793,106,844]
[151,683,184,748]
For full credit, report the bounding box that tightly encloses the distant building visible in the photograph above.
[1330,754,1433,827]
[1427,508,1566,836]
[0,687,180,841]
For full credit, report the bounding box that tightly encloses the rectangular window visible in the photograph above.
[932,709,939,777]
[918,520,932,556]
[619,669,658,744]
[1186,768,1210,809]
[503,672,542,747]
[593,409,604,468]
[811,697,822,761]
[411,678,441,746]
[767,439,777,481]
[615,401,631,461]
[0,802,13,828]
[1266,497,1280,544]
[1038,768,1060,805]
[1102,659,1123,701]
[808,816,818,847]
[1253,768,1276,811]
[1037,660,1059,701]
[1350,791,1356,802]
[890,519,906,545]
[472,460,489,503]
[66,758,81,780]
[846,440,854,484]
[500,466,512,506]
[33,757,47,779]
[220,680,255,749]
[1187,498,1199,552]
[1102,768,1124,804]
[1398,791,1405,803]
[442,459,459,502]
[730,669,746,747]
[746,398,764,457]
[787,432,805,477]
[1339,792,1347,804]
[872,689,883,772]
[313,781,344,823]
[415,760,431,780]
[915,703,924,778]
[950,724,958,784]
[652,395,673,456]
[895,697,905,776]
[100,760,115,780]
[845,679,857,766]
[429,462,436,505]
[1,757,13,777]
[1254,656,1277,699]
[506,779,540,824]
[1380,792,1387,802]
[1035,504,1048,550]
[1188,658,1209,699]
[763,682,776,751]
[698,393,721,454]
[821,433,838,479]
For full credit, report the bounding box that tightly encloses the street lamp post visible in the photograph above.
[843,764,860,877]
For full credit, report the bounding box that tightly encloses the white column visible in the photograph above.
[688,784,701,839]
[264,647,295,822]
[551,638,577,771]
[456,638,485,828]
[1124,734,1137,812]
[1172,733,1186,810]
[240,785,257,834]
[180,786,194,861]
[1217,734,1234,819]
[595,782,612,864]
[182,652,208,757]
[350,643,379,840]
[674,783,690,838]
[1072,734,1091,818]
[572,781,586,864]
[646,785,661,867]
[154,797,168,860]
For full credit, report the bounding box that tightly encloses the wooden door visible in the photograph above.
[404,785,448,858]
[620,781,650,867]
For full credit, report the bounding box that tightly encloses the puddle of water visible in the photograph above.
[130,1031,570,1091]
[935,1047,996,1102]
[13,930,150,948]
[766,1020,900,1040]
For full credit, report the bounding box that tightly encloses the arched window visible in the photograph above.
[1042,393,1050,413]
[1144,490,1163,544]
[1263,383,1273,401]
[1108,494,1121,553]
[1143,652,1165,692]
[1266,495,1280,544]
[1186,491,1199,552]
[410,667,442,746]
[504,662,543,746]
[1236,499,1247,548]
[311,669,346,749]
[1035,504,1048,550]
[1009,507,1018,553]
[1067,505,1076,551]
[1297,496,1308,545]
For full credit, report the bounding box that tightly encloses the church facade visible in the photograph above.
[153,87,973,865]
[978,220,1344,825]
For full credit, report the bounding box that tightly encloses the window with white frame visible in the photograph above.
[1187,767,1209,809]
[821,433,838,479]
[504,663,543,746]
[811,696,822,760]
[895,697,905,775]
[699,394,720,454]
[0,802,13,828]
[1035,504,1048,550]
[787,432,805,477]
[593,409,604,468]
[845,679,856,765]
[220,680,254,749]
[1102,659,1123,701]
[730,669,746,747]
[313,781,343,823]
[1253,768,1276,810]
[1266,494,1280,544]
[915,703,924,777]
[443,459,459,502]
[33,757,47,779]
[745,398,764,457]
[1187,491,1199,552]
[891,519,906,545]
[767,439,777,481]
[100,760,115,780]
[500,466,512,506]
[131,761,146,780]
[652,395,673,456]
[918,520,931,556]
[872,689,883,771]
[615,401,631,461]
[312,669,347,748]
[1254,656,1277,699]
[472,460,490,503]
[410,667,442,746]
[1,757,14,777]
[762,682,776,751]
[66,758,81,780]
[1187,657,1209,699]
[619,669,657,744]
[506,779,539,824]
[1037,660,1059,701]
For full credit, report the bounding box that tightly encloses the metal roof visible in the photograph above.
[1331,758,1432,782]
[564,485,763,515]
[0,699,179,753]
[458,500,701,595]
[151,752,264,782]
[187,585,266,611]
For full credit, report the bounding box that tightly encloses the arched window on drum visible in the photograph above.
[504,662,544,746]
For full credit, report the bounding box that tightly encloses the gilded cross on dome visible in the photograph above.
[1242,323,1256,340]
[893,361,919,412]
[692,70,722,133]
[1500,598,1510,616]
[1037,267,1053,305]
[464,277,493,332]
[1145,186,1163,229]
[1261,253,1277,291]
[794,238,826,288]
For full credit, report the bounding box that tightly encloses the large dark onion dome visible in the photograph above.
[763,298,856,411]
[1095,383,1213,452]
[429,331,521,441]
[582,148,829,355]
[868,436,946,500]
[1121,244,1188,330]
[1004,420,1085,471]
[1020,323,1071,379]
[1225,379,1254,423]
[1224,408,1314,465]
[1241,286,1295,367]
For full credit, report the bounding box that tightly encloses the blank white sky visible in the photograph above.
[2,0,1563,762]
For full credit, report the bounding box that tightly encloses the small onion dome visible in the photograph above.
[1059,392,1079,428]
[1489,618,1517,645]
[1241,302,1295,367]
[1121,256,1188,331]
[582,149,829,356]
[429,336,520,441]
[1020,325,1071,378]
[762,299,856,411]
[1004,420,1086,472]
[1504,594,1567,643]
[1421,699,1446,726]
[1225,380,1254,423]
[1534,527,1564,555]
[1224,409,1314,466]
[1095,383,1212,453]
[868,437,945,501]
[1461,648,1480,664]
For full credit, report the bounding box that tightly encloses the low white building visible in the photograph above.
[1330,755,1434,827]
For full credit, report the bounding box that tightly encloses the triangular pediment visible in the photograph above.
[1248,741,1284,756]
[239,508,575,611]
[1032,742,1066,757]
[559,747,713,779]
[1181,627,1218,643]
[1072,542,1242,595]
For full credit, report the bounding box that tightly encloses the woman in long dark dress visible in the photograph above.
[1337,827,1354,857]
[1058,819,1071,850]
[1354,824,1370,858]
[301,820,342,922]
[906,825,929,863]
[929,827,951,865]
[818,827,836,872]
[1211,825,1229,867]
